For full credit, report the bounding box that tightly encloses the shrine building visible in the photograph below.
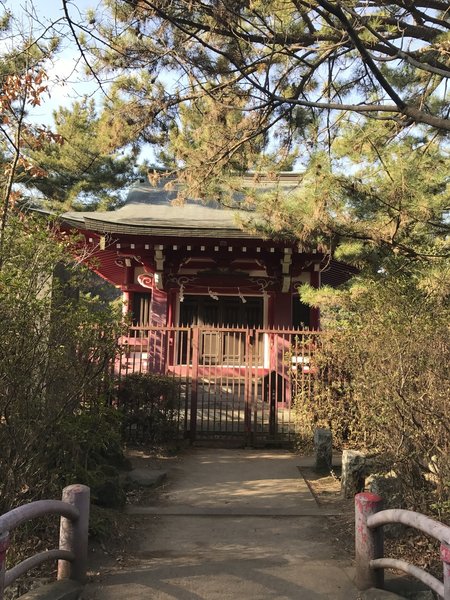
[58,172,353,331]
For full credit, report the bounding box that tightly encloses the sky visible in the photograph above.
[4,0,105,125]
[2,0,158,163]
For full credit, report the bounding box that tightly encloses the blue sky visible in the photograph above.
[4,0,157,163]
[3,0,103,125]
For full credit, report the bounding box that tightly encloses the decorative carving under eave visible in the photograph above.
[281,248,292,293]
[166,274,277,294]
[137,273,153,289]
[115,255,143,268]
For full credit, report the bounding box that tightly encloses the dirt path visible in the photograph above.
[82,448,361,600]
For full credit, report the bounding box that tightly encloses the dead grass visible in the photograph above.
[299,466,356,556]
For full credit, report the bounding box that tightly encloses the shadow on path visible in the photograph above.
[82,448,359,600]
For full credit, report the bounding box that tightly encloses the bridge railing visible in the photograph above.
[355,491,450,599]
[0,484,90,600]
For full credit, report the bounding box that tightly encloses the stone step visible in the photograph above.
[126,468,167,487]
[361,589,407,600]
[361,588,434,600]
[125,503,339,516]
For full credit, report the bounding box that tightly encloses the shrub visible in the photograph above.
[118,372,181,444]
[46,406,127,508]
[297,272,450,514]
[0,215,125,514]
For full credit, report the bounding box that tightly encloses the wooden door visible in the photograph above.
[179,295,264,364]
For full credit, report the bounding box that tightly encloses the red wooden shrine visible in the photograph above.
[59,172,354,331]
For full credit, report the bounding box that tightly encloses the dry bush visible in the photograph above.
[0,216,124,512]
[296,273,450,514]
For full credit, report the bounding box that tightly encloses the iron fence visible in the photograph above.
[115,325,321,444]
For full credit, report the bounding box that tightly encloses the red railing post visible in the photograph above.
[0,531,9,600]
[57,484,90,583]
[441,541,450,600]
[355,492,384,590]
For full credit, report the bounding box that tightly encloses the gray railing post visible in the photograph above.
[57,484,90,583]
[355,492,384,590]
[0,531,9,600]
[441,540,450,600]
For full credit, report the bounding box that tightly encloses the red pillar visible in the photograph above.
[147,288,168,374]
[150,288,168,327]
[167,289,177,327]
[122,265,134,321]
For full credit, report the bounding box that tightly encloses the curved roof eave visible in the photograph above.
[55,174,299,237]
[61,215,260,239]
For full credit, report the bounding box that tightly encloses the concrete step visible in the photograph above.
[361,588,434,600]
[361,589,407,600]
[125,503,340,516]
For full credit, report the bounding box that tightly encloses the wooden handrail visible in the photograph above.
[5,550,75,588]
[0,500,79,533]
[368,508,450,544]
[0,484,90,600]
[355,492,450,599]
[370,557,444,598]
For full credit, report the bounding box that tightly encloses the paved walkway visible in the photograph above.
[83,448,361,599]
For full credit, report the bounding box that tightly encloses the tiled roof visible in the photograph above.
[61,173,301,237]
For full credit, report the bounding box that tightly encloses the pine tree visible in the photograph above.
[67,0,450,144]
[29,98,137,210]
[57,1,450,263]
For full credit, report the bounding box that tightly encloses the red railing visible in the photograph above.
[355,492,450,599]
[0,485,90,599]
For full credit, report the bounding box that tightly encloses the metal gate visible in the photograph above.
[117,325,320,444]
